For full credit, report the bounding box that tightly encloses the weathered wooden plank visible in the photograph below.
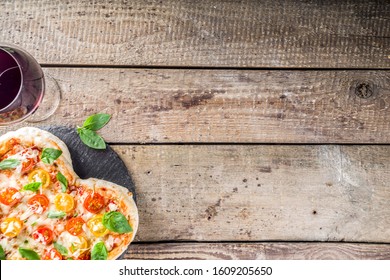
[125,242,390,260]
[110,145,390,243]
[1,0,389,68]
[3,68,390,144]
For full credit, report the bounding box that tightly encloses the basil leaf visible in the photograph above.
[54,242,68,256]
[56,172,68,193]
[91,242,108,260]
[102,211,132,233]
[82,113,111,131]
[0,245,5,260]
[47,210,66,219]
[22,182,42,192]
[18,248,40,260]
[0,158,20,170]
[41,148,62,164]
[77,128,106,150]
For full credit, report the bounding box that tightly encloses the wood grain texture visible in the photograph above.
[2,68,389,144]
[125,242,390,260]
[107,145,390,243]
[1,0,389,68]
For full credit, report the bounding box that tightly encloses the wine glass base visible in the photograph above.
[27,74,61,123]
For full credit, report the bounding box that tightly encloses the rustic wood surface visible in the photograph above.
[125,243,390,260]
[1,0,389,260]
[0,0,389,68]
[114,145,390,243]
[1,68,390,143]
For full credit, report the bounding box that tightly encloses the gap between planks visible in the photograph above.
[40,64,390,71]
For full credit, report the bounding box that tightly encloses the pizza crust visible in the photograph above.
[0,127,138,260]
[0,127,73,165]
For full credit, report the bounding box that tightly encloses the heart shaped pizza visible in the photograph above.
[0,127,138,260]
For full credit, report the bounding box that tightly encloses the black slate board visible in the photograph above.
[39,126,136,202]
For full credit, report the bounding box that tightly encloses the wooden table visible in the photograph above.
[1,0,390,259]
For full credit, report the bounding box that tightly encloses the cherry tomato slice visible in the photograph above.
[27,194,50,214]
[1,217,23,237]
[69,236,88,253]
[43,248,62,260]
[77,251,91,260]
[65,217,85,236]
[22,158,34,173]
[83,193,105,213]
[54,193,75,212]
[0,187,21,206]
[0,138,19,156]
[87,214,109,237]
[14,147,39,173]
[32,226,54,245]
[21,152,39,173]
[28,169,51,189]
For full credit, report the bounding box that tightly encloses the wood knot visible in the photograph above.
[354,82,374,99]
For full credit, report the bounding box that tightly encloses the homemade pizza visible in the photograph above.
[0,127,138,260]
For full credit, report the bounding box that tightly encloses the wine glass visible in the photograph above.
[0,43,61,126]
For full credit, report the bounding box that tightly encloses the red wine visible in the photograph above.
[0,49,22,109]
[0,45,44,125]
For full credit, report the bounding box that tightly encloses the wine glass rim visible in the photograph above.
[0,44,24,113]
